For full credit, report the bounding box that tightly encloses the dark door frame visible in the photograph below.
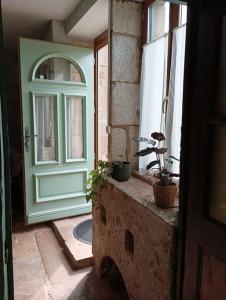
[0,3,14,299]
[177,0,226,298]
[94,30,108,167]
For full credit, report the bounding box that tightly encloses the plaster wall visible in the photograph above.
[109,0,142,168]
[43,20,94,48]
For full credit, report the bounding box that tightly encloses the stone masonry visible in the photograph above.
[109,0,142,169]
[93,177,179,300]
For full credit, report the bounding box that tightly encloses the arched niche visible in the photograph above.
[31,54,86,84]
[100,256,129,299]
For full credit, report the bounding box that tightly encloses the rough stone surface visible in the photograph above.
[112,1,142,37]
[52,214,93,270]
[111,128,127,161]
[110,0,142,163]
[12,219,122,300]
[93,177,178,300]
[112,33,141,83]
[111,82,140,126]
[127,126,139,169]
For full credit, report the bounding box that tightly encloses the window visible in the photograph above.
[94,31,109,166]
[35,57,84,83]
[65,96,84,160]
[140,1,187,174]
[148,0,170,42]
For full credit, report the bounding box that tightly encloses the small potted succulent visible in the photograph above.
[133,132,179,208]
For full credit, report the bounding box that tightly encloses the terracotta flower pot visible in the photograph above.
[153,182,177,208]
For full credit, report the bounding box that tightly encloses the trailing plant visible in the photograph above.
[85,160,112,203]
[133,132,179,186]
[85,155,130,203]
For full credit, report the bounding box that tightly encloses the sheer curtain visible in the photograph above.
[36,96,55,161]
[166,25,186,174]
[139,35,168,169]
[67,97,83,159]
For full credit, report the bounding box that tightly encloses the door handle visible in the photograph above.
[24,126,38,153]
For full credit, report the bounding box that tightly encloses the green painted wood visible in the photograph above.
[0,4,13,299]
[20,38,94,224]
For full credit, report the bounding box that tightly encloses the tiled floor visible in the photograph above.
[12,218,122,300]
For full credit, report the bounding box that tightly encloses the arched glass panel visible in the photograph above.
[35,57,83,82]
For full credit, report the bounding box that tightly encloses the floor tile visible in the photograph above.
[14,278,48,300]
[12,218,120,300]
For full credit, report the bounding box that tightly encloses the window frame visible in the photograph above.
[143,0,180,94]
[94,30,109,168]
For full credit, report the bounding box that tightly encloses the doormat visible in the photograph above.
[73,219,92,245]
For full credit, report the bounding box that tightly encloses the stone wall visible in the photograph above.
[109,0,142,169]
[93,177,178,300]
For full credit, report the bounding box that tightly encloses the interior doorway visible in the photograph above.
[94,31,109,166]
[2,0,110,298]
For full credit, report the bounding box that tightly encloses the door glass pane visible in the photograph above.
[35,95,56,161]
[35,57,83,82]
[66,96,84,159]
[98,44,109,161]
[208,17,226,224]
[148,1,169,43]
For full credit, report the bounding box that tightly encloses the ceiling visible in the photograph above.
[2,0,108,50]
[68,0,109,40]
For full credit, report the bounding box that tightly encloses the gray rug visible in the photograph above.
[73,219,92,245]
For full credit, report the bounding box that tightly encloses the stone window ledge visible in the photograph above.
[106,176,179,228]
[132,169,180,197]
[132,169,158,185]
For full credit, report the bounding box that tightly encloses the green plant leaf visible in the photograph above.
[151,132,165,141]
[154,147,167,154]
[146,160,160,170]
[134,147,155,157]
[169,155,180,161]
[133,137,156,146]
[169,173,180,177]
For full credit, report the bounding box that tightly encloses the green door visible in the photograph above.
[20,38,94,224]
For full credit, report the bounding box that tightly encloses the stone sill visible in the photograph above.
[132,169,180,198]
[106,176,179,228]
[132,169,158,185]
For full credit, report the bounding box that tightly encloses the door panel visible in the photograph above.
[200,251,226,300]
[20,38,94,224]
[180,1,226,299]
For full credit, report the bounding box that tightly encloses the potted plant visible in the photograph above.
[85,158,131,203]
[111,155,131,182]
[133,132,179,208]
[85,160,111,203]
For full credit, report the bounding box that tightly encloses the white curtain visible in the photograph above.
[139,35,168,170]
[166,25,186,174]
[67,97,83,159]
[36,96,55,161]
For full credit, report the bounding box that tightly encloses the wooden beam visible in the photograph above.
[65,0,98,35]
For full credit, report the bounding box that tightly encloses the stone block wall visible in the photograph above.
[109,0,142,169]
[93,177,178,300]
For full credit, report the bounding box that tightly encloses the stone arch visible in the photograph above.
[100,256,129,299]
